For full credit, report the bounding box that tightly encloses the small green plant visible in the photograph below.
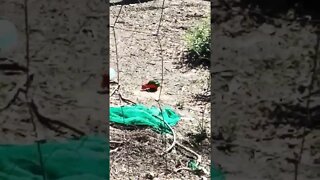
[184,17,210,66]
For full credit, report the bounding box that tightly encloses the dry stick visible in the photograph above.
[23,0,47,179]
[109,80,136,104]
[0,88,25,112]
[112,4,122,85]
[111,3,135,175]
[155,113,205,175]
[110,140,123,144]
[176,142,202,166]
[29,100,85,137]
[294,29,320,180]
[110,140,124,153]
[110,84,120,97]
[160,118,204,174]
[111,5,127,105]
[110,84,136,105]
[173,141,207,176]
[175,166,209,176]
[118,93,136,105]
[159,115,176,154]
[110,147,120,153]
[153,0,169,168]
[159,111,203,171]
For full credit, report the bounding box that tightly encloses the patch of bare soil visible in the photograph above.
[110,0,210,179]
[213,1,320,179]
[0,0,107,143]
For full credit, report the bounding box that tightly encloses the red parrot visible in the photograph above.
[141,80,160,92]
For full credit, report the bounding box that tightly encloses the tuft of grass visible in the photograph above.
[184,17,210,66]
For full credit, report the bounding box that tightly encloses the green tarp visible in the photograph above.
[211,164,225,180]
[110,104,181,134]
[0,136,108,180]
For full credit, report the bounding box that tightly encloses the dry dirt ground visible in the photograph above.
[0,0,108,143]
[213,1,320,180]
[109,0,210,179]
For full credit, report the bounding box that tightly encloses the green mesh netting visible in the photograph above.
[0,136,108,180]
[0,105,224,179]
[110,104,181,134]
[211,165,225,180]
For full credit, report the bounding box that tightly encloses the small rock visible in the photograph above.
[110,67,117,80]
[145,172,155,179]
[258,23,276,35]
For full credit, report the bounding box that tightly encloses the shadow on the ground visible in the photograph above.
[192,92,210,103]
[110,0,154,6]
[173,51,210,70]
[184,52,210,68]
[270,102,320,129]
[110,123,151,131]
[238,0,320,19]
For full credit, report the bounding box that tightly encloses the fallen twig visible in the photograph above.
[0,74,34,112]
[110,84,120,97]
[160,118,177,154]
[29,100,85,137]
[0,88,25,112]
[110,140,124,144]
[176,142,202,166]
[118,93,136,105]
[175,166,209,176]
[175,167,192,172]
[110,147,120,153]
[174,163,209,176]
